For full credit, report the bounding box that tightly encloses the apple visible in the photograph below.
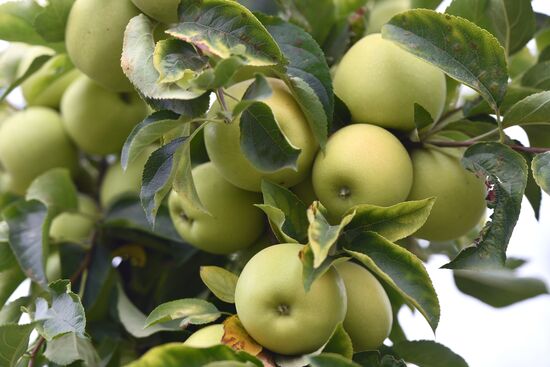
[130,0,179,24]
[61,75,148,156]
[65,0,139,91]
[312,124,413,220]
[334,261,392,352]
[168,162,265,254]
[204,78,318,192]
[367,0,409,34]
[50,194,99,244]
[20,54,80,108]
[291,175,317,207]
[183,324,224,348]
[0,107,78,195]
[407,147,486,241]
[333,34,446,131]
[234,243,347,355]
[333,0,367,19]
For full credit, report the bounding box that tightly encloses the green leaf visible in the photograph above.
[275,0,336,45]
[393,340,468,367]
[232,73,274,117]
[199,266,238,304]
[345,232,440,331]
[523,153,542,220]
[121,110,181,170]
[259,14,333,148]
[532,152,550,195]
[26,168,78,217]
[142,92,211,118]
[125,344,262,367]
[122,15,203,100]
[0,240,25,308]
[0,0,44,45]
[454,270,548,308]
[323,324,353,359]
[464,85,541,117]
[43,332,101,366]
[412,0,443,9]
[539,46,550,63]
[0,54,51,102]
[145,299,221,328]
[382,9,508,112]
[153,39,207,84]
[191,56,246,90]
[33,0,75,43]
[116,285,175,338]
[239,101,301,172]
[414,103,434,131]
[167,0,282,67]
[341,199,436,244]
[256,180,308,244]
[521,61,550,90]
[444,143,528,270]
[503,91,550,127]
[301,245,349,292]
[0,323,34,367]
[0,297,30,325]
[309,353,361,367]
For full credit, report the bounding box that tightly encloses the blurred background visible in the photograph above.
[1,0,549,366]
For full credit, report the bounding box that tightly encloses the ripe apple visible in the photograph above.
[20,54,80,109]
[334,261,392,352]
[312,124,413,220]
[61,75,148,156]
[407,147,486,241]
[65,0,139,91]
[367,0,409,34]
[0,107,78,195]
[234,243,347,355]
[333,34,446,131]
[130,0,179,24]
[204,78,318,192]
[168,162,265,254]
[183,324,224,348]
[50,194,99,244]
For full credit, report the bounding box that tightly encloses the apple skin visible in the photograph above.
[168,162,265,255]
[407,147,486,241]
[234,243,347,355]
[20,54,80,109]
[65,0,139,91]
[131,0,179,24]
[183,324,225,348]
[334,261,392,352]
[204,78,318,192]
[312,124,413,220]
[61,75,148,156]
[333,34,446,131]
[367,0,409,34]
[50,195,99,244]
[0,107,78,195]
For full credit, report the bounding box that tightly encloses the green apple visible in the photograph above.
[46,250,62,282]
[20,54,80,108]
[367,0,409,34]
[65,0,139,91]
[61,75,148,156]
[0,107,78,195]
[131,0,179,24]
[407,147,486,241]
[234,243,347,355]
[333,34,446,131]
[183,324,224,348]
[312,124,413,220]
[204,78,318,192]
[168,162,265,254]
[333,0,367,19]
[99,147,155,208]
[50,194,99,244]
[291,175,317,207]
[335,261,392,352]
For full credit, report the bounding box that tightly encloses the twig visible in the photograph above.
[426,139,550,154]
[28,336,45,367]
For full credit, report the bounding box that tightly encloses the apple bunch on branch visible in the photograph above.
[0,0,549,366]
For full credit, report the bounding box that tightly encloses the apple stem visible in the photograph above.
[277,304,291,316]
[28,336,45,367]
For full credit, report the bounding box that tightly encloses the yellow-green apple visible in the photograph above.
[367,0,409,34]
[0,107,78,195]
[61,75,147,156]
[130,0,179,24]
[50,194,99,244]
[168,162,265,254]
[234,243,347,355]
[312,124,413,220]
[183,324,224,348]
[335,261,392,351]
[204,78,318,192]
[333,34,446,131]
[407,147,486,241]
[65,0,139,91]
